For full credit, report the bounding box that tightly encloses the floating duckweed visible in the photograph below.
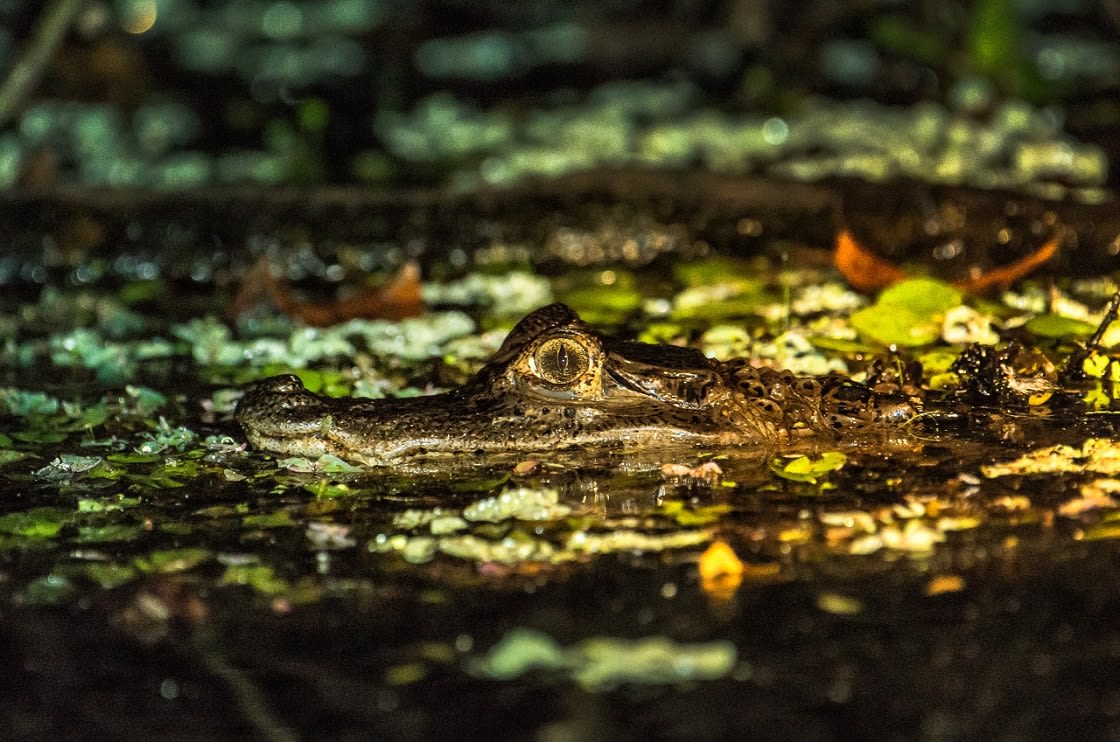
[565,529,710,554]
[123,385,168,414]
[878,520,945,554]
[442,331,508,369]
[135,420,197,454]
[438,533,557,564]
[306,522,356,549]
[49,328,173,383]
[817,592,864,616]
[670,281,767,321]
[472,627,567,680]
[20,574,77,605]
[462,487,571,523]
[1,388,60,416]
[401,537,438,564]
[220,564,291,596]
[769,452,847,484]
[659,501,733,526]
[754,330,848,376]
[559,274,644,324]
[982,438,1120,477]
[393,508,445,530]
[36,455,105,482]
[279,457,318,473]
[77,495,141,513]
[571,636,729,690]
[134,547,213,574]
[941,305,1000,345]
[390,82,1104,190]
[345,312,476,361]
[182,313,477,368]
[789,283,866,315]
[0,507,71,538]
[429,515,469,535]
[0,450,28,466]
[81,563,138,590]
[422,272,553,317]
[699,325,752,360]
[242,510,297,529]
[472,627,737,690]
[314,454,363,473]
[75,524,143,543]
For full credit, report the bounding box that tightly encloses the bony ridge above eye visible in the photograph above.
[532,336,591,385]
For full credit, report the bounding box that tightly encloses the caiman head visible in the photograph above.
[235,303,908,466]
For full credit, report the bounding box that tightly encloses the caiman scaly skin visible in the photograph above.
[235,303,918,466]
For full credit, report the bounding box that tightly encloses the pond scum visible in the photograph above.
[3,259,1120,712]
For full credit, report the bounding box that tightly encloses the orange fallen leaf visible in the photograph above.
[924,574,966,596]
[834,227,1063,295]
[698,540,745,598]
[953,229,1062,294]
[230,258,424,326]
[833,228,906,292]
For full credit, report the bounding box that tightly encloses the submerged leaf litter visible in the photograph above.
[4,254,1120,700]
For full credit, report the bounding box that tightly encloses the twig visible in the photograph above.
[0,0,87,127]
[1087,289,1120,353]
[1062,288,1120,382]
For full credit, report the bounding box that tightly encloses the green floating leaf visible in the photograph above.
[669,280,768,322]
[1083,521,1120,541]
[870,14,947,65]
[21,574,76,605]
[447,472,511,494]
[878,278,962,316]
[1,389,59,416]
[850,278,962,347]
[79,405,110,429]
[637,322,686,345]
[76,524,143,543]
[13,430,68,444]
[807,336,878,355]
[918,349,963,375]
[243,510,297,529]
[82,563,138,590]
[134,547,213,574]
[107,452,163,465]
[472,627,567,680]
[125,385,168,415]
[119,279,167,305]
[316,454,364,473]
[769,451,847,484]
[305,481,355,498]
[561,287,643,324]
[220,564,290,596]
[1024,314,1096,340]
[849,306,939,347]
[674,257,761,287]
[1082,352,1120,381]
[0,507,71,538]
[0,450,28,467]
[660,501,733,526]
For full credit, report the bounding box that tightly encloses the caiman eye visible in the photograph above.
[532,337,590,385]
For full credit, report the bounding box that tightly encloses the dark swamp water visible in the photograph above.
[5,1,1120,739]
[3,176,1120,742]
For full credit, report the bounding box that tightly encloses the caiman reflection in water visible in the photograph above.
[235,303,919,466]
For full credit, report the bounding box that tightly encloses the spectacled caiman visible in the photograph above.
[235,303,921,467]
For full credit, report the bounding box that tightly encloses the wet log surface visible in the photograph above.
[2,171,1117,283]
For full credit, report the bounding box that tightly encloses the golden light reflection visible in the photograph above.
[123,0,157,35]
